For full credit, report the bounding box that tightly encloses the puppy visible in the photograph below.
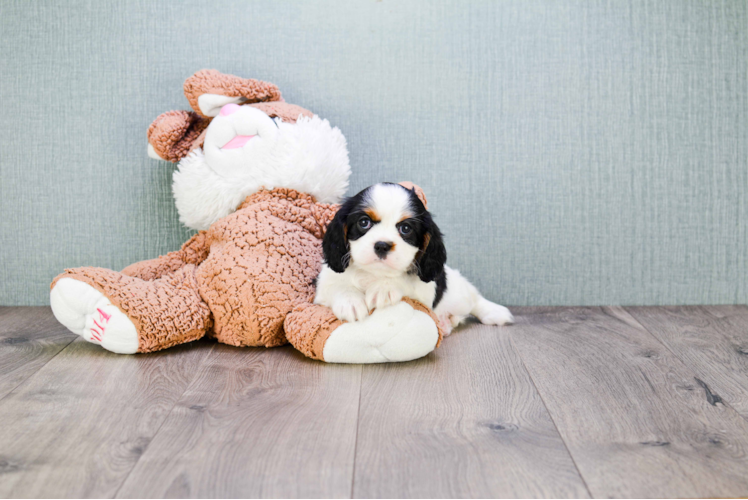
[314,183,513,334]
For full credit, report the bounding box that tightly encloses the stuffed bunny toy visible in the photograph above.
[50,69,444,363]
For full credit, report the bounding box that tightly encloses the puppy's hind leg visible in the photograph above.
[437,266,514,328]
[472,296,514,326]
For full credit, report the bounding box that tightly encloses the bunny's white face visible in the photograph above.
[202,104,283,179]
[170,103,351,231]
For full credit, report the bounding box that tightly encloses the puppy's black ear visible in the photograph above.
[417,217,446,282]
[322,207,350,273]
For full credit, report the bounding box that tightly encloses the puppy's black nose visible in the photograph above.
[374,241,393,259]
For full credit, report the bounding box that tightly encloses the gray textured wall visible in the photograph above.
[1,0,746,306]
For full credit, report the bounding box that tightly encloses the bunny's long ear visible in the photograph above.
[184,69,282,117]
[147,110,211,163]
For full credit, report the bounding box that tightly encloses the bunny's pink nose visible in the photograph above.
[220,103,240,116]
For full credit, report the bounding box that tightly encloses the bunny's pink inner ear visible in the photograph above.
[249,102,313,124]
[398,182,428,209]
[197,94,248,117]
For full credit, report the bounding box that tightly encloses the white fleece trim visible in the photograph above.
[322,301,439,363]
[147,143,164,160]
[172,114,350,230]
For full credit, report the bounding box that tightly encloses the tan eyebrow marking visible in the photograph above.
[364,208,381,222]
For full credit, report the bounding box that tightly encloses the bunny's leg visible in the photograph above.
[50,265,212,354]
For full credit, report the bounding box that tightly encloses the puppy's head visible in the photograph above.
[323,183,446,281]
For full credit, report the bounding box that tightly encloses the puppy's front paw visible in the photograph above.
[332,293,369,322]
[438,313,454,336]
[365,284,403,312]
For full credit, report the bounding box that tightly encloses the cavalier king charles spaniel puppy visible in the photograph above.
[314,182,513,334]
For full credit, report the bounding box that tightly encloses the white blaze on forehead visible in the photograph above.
[348,183,420,272]
[365,184,413,223]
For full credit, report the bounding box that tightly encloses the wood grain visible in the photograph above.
[509,306,748,498]
[626,305,748,420]
[0,306,76,400]
[116,344,362,498]
[5,306,748,498]
[352,322,590,498]
[0,336,212,498]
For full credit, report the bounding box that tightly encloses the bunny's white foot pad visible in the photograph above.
[50,278,138,354]
[322,301,439,363]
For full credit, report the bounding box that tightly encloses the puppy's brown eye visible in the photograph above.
[399,223,412,236]
[358,217,372,230]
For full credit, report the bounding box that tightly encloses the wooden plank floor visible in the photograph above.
[0,305,747,498]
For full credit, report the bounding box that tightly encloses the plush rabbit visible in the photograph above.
[50,70,443,363]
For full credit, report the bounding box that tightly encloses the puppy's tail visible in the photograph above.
[472,297,514,326]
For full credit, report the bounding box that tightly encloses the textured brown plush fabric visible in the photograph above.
[284,302,340,361]
[147,110,211,162]
[52,188,339,353]
[184,69,283,117]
